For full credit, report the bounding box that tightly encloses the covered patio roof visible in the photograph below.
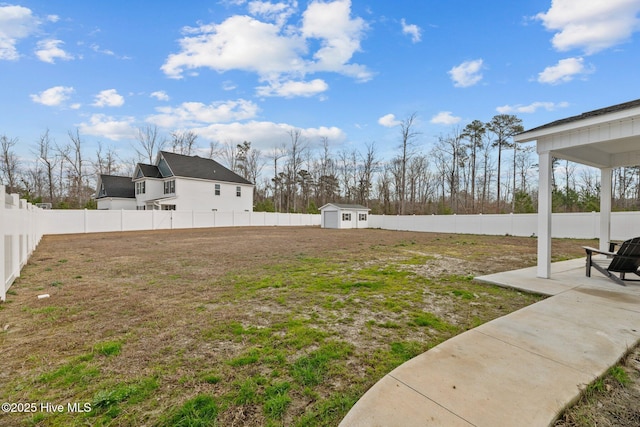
[514,98,640,278]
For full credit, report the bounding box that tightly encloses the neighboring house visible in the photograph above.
[320,203,370,229]
[96,174,137,210]
[96,151,254,211]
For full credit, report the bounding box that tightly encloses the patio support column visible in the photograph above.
[537,150,552,278]
[600,168,612,251]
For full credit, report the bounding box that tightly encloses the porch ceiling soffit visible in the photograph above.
[516,115,640,169]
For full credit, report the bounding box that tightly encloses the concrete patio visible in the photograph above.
[339,258,640,426]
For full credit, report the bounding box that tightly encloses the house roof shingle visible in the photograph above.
[97,175,134,199]
[160,151,253,185]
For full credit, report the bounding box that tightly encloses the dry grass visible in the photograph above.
[0,227,598,426]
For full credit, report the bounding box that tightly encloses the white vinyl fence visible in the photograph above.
[39,209,321,235]
[1,185,44,302]
[5,180,640,301]
[369,212,640,240]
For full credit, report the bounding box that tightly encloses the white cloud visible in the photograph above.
[78,114,137,140]
[150,91,170,101]
[431,111,461,125]
[30,86,74,106]
[537,57,593,84]
[93,89,125,107]
[378,113,401,127]
[147,99,260,129]
[401,18,422,43]
[448,59,483,87]
[496,101,570,114]
[222,81,237,91]
[91,44,115,56]
[35,39,74,63]
[46,14,60,23]
[535,0,640,54]
[161,0,371,96]
[162,15,306,79]
[0,5,40,60]
[301,0,370,80]
[191,120,346,151]
[248,0,296,25]
[256,78,329,97]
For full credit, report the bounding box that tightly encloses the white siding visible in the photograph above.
[171,178,253,211]
[135,178,164,208]
[97,198,137,210]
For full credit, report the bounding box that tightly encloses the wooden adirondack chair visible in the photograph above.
[583,237,640,286]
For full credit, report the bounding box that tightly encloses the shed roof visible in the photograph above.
[97,175,134,199]
[320,203,370,210]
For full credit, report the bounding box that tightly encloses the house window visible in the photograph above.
[164,180,175,194]
[137,205,146,210]
[236,186,241,197]
[359,213,367,221]
[215,184,220,196]
[161,204,176,210]
[158,158,173,177]
[136,181,146,195]
[342,213,351,221]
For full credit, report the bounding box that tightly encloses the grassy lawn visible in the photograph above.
[0,227,594,426]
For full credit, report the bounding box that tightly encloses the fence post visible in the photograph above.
[19,200,28,266]
[10,194,19,284]
[0,185,5,302]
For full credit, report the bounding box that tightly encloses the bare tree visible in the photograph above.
[376,165,393,214]
[58,129,90,207]
[206,140,222,160]
[94,142,119,176]
[268,145,286,212]
[221,140,239,172]
[0,134,20,193]
[170,130,198,156]
[398,113,420,214]
[21,162,45,202]
[357,142,378,205]
[136,125,165,164]
[338,148,358,202]
[35,129,58,203]
[284,129,307,212]
[515,144,535,193]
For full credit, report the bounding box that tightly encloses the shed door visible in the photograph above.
[324,211,339,228]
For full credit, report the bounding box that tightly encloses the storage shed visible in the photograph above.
[320,203,370,229]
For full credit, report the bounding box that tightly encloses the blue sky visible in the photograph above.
[2,0,640,167]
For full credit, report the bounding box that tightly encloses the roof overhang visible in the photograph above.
[514,101,640,169]
[319,203,371,211]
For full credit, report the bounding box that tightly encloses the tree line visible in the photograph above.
[2,114,639,213]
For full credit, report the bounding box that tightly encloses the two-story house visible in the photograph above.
[96,151,254,211]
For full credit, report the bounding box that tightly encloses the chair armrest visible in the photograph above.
[583,246,617,257]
